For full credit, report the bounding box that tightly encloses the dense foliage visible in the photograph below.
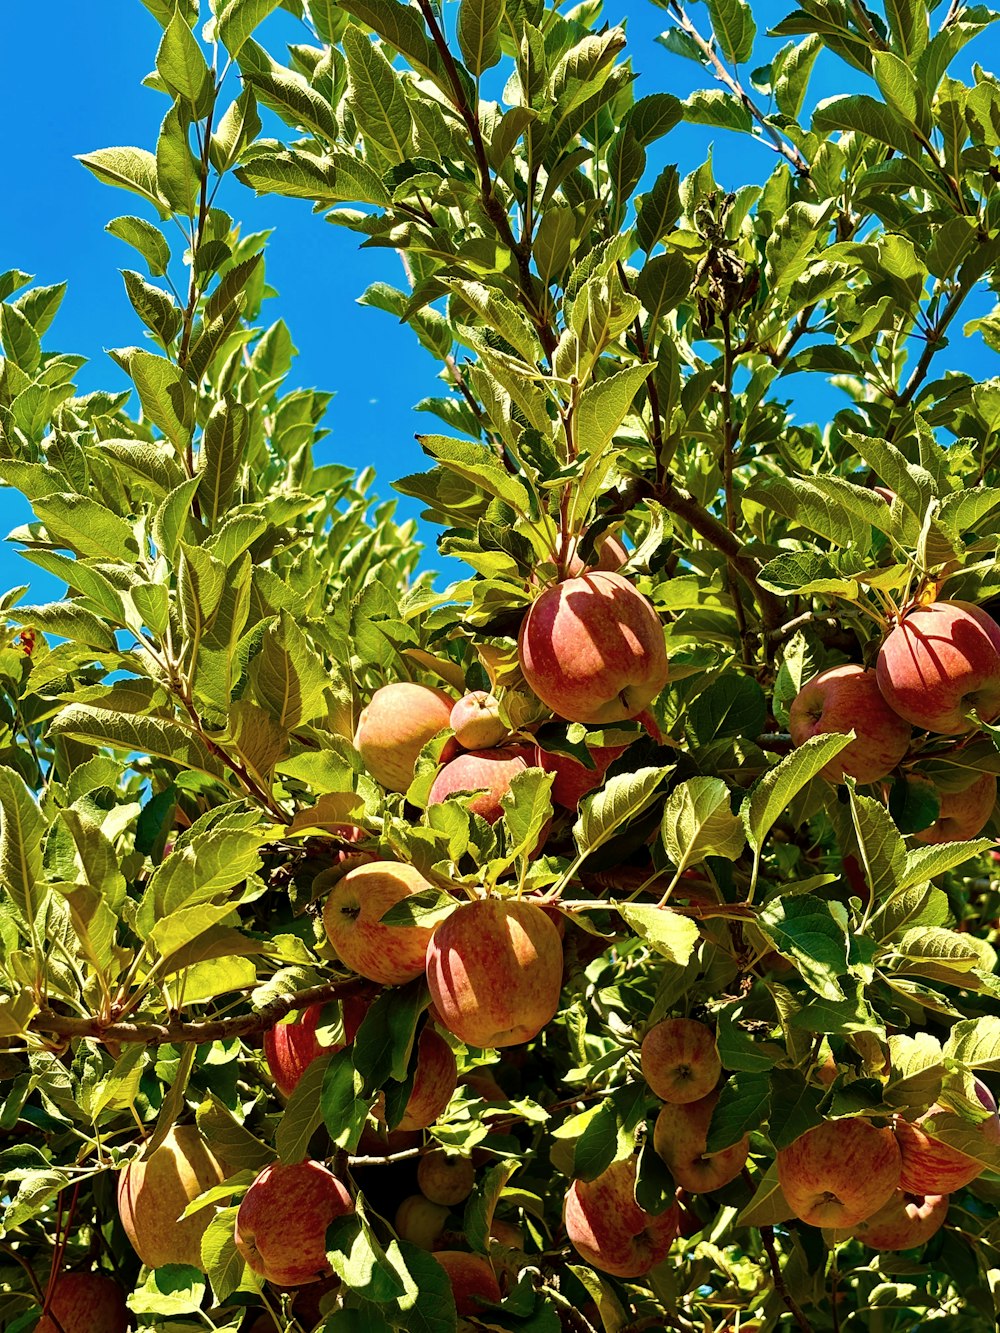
[4,0,1000,1328]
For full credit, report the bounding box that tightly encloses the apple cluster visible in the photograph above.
[789,599,1000,841]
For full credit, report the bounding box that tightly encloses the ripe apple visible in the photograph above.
[517,571,669,724]
[36,1273,128,1333]
[653,1092,749,1191]
[354,682,453,791]
[417,1149,476,1205]
[876,601,1000,734]
[641,1018,722,1104]
[425,898,563,1048]
[263,997,367,1097]
[235,1159,353,1285]
[323,861,438,985]
[564,1156,679,1277]
[789,665,911,784]
[427,744,538,823]
[844,1190,949,1250]
[560,531,629,577]
[896,1080,1000,1193]
[117,1123,227,1269]
[431,1250,501,1317]
[912,770,997,844]
[372,1027,458,1131]
[537,741,630,809]
[777,1119,901,1228]
[395,1193,451,1249]
[450,691,509,749]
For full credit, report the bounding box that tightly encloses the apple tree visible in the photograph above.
[4,0,1000,1329]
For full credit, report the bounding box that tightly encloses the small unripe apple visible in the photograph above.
[641,1018,722,1104]
[425,898,563,1048]
[323,861,437,985]
[117,1123,227,1269]
[876,601,1000,734]
[777,1119,901,1228]
[354,682,453,791]
[789,665,911,784]
[564,1156,679,1277]
[235,1159,353,1285]
[36,1273,128,1333]
[417,1149,476,1205]
[450,691,509,749]
[518,571,668,724]
[431,1250,501,1317]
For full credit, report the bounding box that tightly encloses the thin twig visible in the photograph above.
[759,1223,814,1333]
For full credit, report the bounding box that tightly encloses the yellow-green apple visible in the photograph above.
[417,1149,476,1206]
[395,1194,451,1249]
[425,898,563,1048]
[263,997,367,1097]
[537,741,631,809]
[323,861,437,985]
[517,571,668,724]
[431,1250,501,1317]
[235,1159,353,1285]
[641,1018,722,1104]
[354,682,453,791]
[564,1156,679,1277]
[117,1123,226,1268]
[427,744,538,823]
[373,1027,458,1131]
[841,1190,949,1250]
[450,692,509,750]
[36,1273,128,1333]
[653,1092,749,1191]
[896,1080,1000,1193]
[777,1119,901,1227]
[912,771,997,844]
[876,601,1000,734]
[789,665,911,784]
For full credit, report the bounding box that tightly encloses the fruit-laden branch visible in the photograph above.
[666,0,810,177]
[28,978,371,1047]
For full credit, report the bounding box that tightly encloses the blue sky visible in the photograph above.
[0,0,996,603]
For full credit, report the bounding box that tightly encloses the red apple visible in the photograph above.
[896,1081,1000,1193]
[846,1190,949,1250]
[354,682,453,791]
[517,571,669,724]
[395,1194,451,1249]
[417,1149,476,1205]
[427,744,538,824]
[36,1273,128,1333]
[777,1119,901,1228]
[537,741,630,809]
[235,1160,353,1285]
[373,1027,458,1131]
[450,692,509,750]
[653,1092,750,1191]
[425,898,563,1048]
[323,861,437,985]
[263,997,367,1097]
[117,1123,227,1269]
[912,770,997,843]
[431,1250,501,1317]
[561,531,629,577]
[789,665,911,784]
[876,601,1000,734]
[564,1156,679,1277]
[641,1018,722,1104]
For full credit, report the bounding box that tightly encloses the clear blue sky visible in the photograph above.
[0,1,995,603]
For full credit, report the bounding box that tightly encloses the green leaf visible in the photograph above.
[76,146,165,212]
[661,776,745,870]
[683,89,753,132]
[122,269,182,346]
[499,768,554,866]
[458,0,504,75]
[742,733,853,856]
[210,88,263,173]
[576,364,654,458]
[249,610,330,730]
[636,163,681,253]
[0,303,40,372]
[416,435,531,515]
[757,551,859,598]
[898,838,995,891]
[276,1053,331,1164]
[872,49,924,128]
[775,34,822,118]
[200,1205,252,1303]
[353,981,427,1090]
[625,93,683,146]
[113,346,194,447]
[848,788,907,904]
[942,1015,1000,1071]
[157,8,212,105]
[0,769,44,929]
[156,104,200,213]
[153,475,203,560]
[217,0,282,56]
[199,399,248,525]
[573,765,673,859]
[884,0,928,59]
[51,706,225,782]
[463,1159,519,1253]
[198,1092,277,1171]
[30,493,139,562]
[813,93,916,155]
[322,1047,371,1152]
[343,27,413,162]
[127,1266,206,1316]
[757,895,850,1001]
[616,903,700,965]
[705,1070,770,1153]
[705,0,755,64]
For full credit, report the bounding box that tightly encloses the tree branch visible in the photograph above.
[28,978,372,1047]
[759,1222,814,1333]
[667,1,810,177]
